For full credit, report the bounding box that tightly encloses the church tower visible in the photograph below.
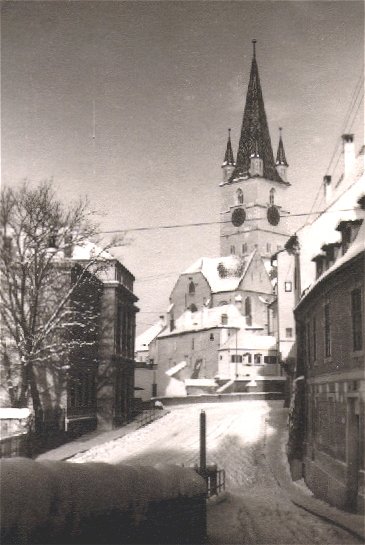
[220,41,291,260]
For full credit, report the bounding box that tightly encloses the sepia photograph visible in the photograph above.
[0,1,364,544]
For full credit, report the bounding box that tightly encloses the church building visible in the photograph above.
[135,41,293,399]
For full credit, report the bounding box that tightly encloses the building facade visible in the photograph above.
[293,210,364,512]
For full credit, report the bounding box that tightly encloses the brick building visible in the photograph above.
[293,208,364,512]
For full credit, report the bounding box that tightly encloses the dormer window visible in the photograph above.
[189,304,197,313]
[236,189,244,204]
[312,254,325,279]
[269,188,275,205]
[221,314,228,325]
[188,280,195,294]
[342,225,351,254]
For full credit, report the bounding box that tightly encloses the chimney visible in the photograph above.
[342,134,355,179]
[323,175,332,204]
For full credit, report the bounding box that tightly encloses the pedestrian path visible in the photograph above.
[264,408,365,542]
[36,410,168,462]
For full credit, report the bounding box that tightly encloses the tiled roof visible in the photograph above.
[230,48,286,184]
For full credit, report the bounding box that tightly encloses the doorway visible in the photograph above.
[346,396,360,511]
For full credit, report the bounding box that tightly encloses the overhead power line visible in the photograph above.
[101,207,359,238]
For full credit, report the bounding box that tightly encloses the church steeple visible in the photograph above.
[231,40,286,184]
[222,128,235,183]
[275,127,289,182]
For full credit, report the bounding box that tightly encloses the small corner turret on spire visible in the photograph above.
[221,128,236,184]
[222,128,235,167]
[230,40,286,184]
[275,127,289,182]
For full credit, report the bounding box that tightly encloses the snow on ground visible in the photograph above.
[69,400,362,544]
[69,401,271,489]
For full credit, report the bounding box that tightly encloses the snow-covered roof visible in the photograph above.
[158,304,247,337]
[0,408,31,419]
[219,331,277,351]
[135,321,166,352]
[297,175,364,292]
[166,361,187,377]
[182,252,255,293]
[297,219,365,309]
[72,241,114,261]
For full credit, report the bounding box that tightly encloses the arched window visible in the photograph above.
[188,280,195,294]
[236,189,244,204]
[245,297,252,326]
[269,188,275,205]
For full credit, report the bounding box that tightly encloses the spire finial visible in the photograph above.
[252,39,257,59]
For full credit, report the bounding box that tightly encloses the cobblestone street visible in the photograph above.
[70,400,363,544]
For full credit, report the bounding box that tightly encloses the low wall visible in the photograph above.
[154,391,284,406]
[0,458,207,545]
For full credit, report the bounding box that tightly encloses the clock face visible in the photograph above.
[231,207,246,227]
[267,206,280,226]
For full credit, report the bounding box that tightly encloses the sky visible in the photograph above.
[1,0,364,335]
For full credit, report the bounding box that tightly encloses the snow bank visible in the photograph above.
[1,458,206,545]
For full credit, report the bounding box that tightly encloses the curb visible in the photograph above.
[264,409,365,542]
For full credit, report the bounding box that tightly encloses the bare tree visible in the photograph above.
[0,181,110,426]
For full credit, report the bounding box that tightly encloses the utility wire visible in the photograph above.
[101,207,359,238]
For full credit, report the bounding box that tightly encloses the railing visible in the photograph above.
[194,465,226,498]
[136,408,159,428]
[207,468,225,497]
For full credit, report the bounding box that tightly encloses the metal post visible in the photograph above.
[200,410,206,472]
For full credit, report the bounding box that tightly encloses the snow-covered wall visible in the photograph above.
[1,458,207,545]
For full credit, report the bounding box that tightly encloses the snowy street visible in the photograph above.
[70,400,361,544]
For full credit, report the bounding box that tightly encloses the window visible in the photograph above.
[188,280,195,294]
[266,243,271,253]
[221,314,228,325]
[191,338,195,350]
[230,245,236,255]
[231,355,243,363]
[189,304,197,313]
[324,303,331,357]
[210,333,214,341]
[312,316,317,361]
[284,282,292,292]
[285,327,293,338]
[264,356,277,364]
[306,322,311,364]
[237,189,244,204]
[254,354,262,365]
[242,243,248,254]
[170,315,175,331]
[351,288,363,351]
[245,297,252,326]
[269,188,275,205]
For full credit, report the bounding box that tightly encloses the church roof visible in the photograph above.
[183,252,255,293]
[230,41,287,184]
[222,128,235,166]
[276,129,289,166]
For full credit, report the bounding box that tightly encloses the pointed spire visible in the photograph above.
[230,41,286,183]
[222,128,235,166]
[276,128,289,166]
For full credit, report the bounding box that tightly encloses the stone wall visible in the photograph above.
[1,459,207,545]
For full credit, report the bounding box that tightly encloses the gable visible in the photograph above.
[238,253,272,294]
